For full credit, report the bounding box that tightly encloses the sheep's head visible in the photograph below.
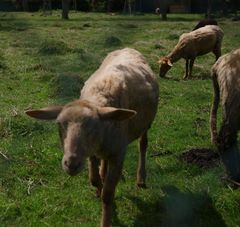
[25,100,136,176]
[158,57,173,77]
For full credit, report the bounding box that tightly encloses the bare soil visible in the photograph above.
[180,148,220,168]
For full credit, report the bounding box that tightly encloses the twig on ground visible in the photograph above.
[27,178,34,195]
[0,150,9,160]
[150,150,172,157]
[222,176,240,187]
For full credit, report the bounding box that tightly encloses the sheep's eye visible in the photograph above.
[57,121,67,129]
[57,122,66,148]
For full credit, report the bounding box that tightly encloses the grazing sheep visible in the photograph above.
[192,19,218,31]
[25,48,159,227]
[159,25,224,79]
[210,48,240,182]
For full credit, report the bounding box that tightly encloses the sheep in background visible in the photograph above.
[210,48,240,183]
[25,48,159,227]
[155,7,160,14]
[192,18,218,31]
[159,25,224,79]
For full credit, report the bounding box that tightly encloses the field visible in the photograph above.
[0,11,240,226]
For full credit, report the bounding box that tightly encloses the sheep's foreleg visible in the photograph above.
[183,59,189,79]
[88,156,102,197]
[189,58,195,78]
[137,132,148,188]
[101,158,123,227]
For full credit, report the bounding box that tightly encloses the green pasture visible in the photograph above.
[0,11,240,226]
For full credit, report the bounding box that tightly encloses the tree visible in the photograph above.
[160,2,168,20]
[123,0,132,15]
[42,0,52,15]
[156,0,171,20]
[73,0,77,11]
[107,0,114,13]
[206,0,212,18]
[91,0,98,11]
[22,0,29,11]
[62,0,70,19]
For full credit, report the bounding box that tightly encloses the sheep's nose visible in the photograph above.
[62,156,84,176]
[63,158,78,170]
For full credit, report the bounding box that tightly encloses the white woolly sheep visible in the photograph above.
[210,48,240,183]
[25,48,159,227]
[159,25,224,79]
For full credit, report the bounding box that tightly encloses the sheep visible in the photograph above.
[192,18,218,31]
[210,48,240,183]
[25,48,159,227]
[159,25,224,79]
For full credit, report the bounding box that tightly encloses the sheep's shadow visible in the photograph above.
[159,76,181,82]
[160,73,211,81]
[128,185,226,227]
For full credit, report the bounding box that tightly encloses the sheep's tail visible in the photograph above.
[210,71,220,145]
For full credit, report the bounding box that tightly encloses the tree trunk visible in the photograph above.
[107,0,114,12]
[206,0,212,18]
[128,0,132,15]
[123,0,132,14]
[222,0,229,16]
[22,0,29,11]
[159,1,168,20]
[73,0,77,11]
[43,0,52,15]
[62,0,70,19]
[161,3,168,20]
[91,0,97,11]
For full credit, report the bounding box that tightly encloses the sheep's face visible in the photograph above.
[159,57,173,77]
[57,101,100,176]
[25,100,136,176]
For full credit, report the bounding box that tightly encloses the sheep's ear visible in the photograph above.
[25,106,63,120]
[158,58,163,64]
[98,107,137,121]
[167,59,173,67]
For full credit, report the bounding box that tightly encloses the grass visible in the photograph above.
[0,11,240,226]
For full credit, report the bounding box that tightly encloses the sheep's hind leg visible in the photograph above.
[213,47,221,61]
[100,160,108,184]
[137,131,148,188]
[218,110,240,182]
[88,156,103,197]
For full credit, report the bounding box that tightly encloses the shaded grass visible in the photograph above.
[51,73,84,103]
[38,39,70,55]
[0,11,240,227]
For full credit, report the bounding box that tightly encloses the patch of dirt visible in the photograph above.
[180,148,219,169]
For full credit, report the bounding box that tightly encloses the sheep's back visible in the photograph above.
[212,48,240,106]
[81,48,159,142]
[179,25,223,58]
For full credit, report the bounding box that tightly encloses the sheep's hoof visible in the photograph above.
[137,183,147,188]
[183,74,193,80]
[96,188,102,198]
